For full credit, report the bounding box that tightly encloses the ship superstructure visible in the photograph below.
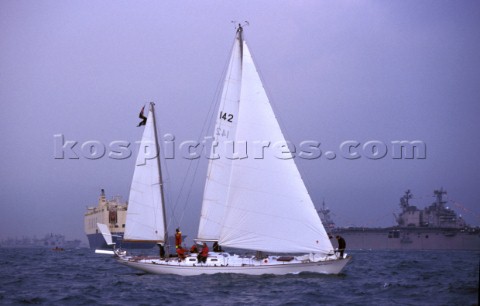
[84,189,154,249]
[318,200,336,232]
[320,188,479,250]
[396,188,466,228]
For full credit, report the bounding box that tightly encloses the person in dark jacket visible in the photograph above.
[158,243,165,259]
[213,241,223,252]
[336,235,346,258]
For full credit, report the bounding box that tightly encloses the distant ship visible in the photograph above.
[319,188,480,250]
[84,189,185,249]
[84,189,155,249]
[0,233,81,249]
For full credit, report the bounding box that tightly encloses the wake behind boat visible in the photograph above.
[98,25,351,276]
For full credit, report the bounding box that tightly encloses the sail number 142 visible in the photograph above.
[220,111,234,123]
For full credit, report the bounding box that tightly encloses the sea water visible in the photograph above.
[0,248,478,305]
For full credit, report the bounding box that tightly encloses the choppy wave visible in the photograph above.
[0,248,478,305]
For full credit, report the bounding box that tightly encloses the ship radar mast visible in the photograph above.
[317,200,335,230]
[400,189,413,211]
[433,188,447,209]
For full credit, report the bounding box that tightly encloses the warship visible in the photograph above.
[320,188,480,250]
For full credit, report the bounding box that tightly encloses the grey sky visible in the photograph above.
[1,1,479,242]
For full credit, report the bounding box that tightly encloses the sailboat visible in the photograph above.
[103,25,351,275]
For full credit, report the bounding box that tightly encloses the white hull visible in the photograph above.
[117,252,351,276]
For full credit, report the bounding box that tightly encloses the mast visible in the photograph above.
[434,188,447,209]
[237,24,244,58]
[149,102,169,252]
[196,25,243,242]
[124,102,167,245]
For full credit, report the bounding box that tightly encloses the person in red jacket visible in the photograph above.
[190,244,198,253]
[175,228,182,248]
[197,243,209,263]
[176,246,186,261]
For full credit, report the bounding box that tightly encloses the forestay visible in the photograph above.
[197,30,243,241]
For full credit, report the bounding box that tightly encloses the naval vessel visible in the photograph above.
[320,188,480,250]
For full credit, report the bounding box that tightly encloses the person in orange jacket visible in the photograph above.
[175,228,182,248]
[176,246,186,260]
[197,243,209,263]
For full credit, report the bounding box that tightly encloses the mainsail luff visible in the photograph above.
[124,103,166,243]
[197,28,243,241]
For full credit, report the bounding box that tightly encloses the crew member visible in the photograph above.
[213,241,222,252]
[175,228,182,248]
[336,235,346,258]
[197,243,209,263]
[176,246,187,260]
[158,243,165,259]
[190,244,199,253]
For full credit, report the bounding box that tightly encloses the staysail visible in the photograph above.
[124,105,166,242]
[197,28,243,241]
[198,27,334,254]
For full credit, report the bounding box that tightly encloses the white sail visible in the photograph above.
[197,30,243,241]
[124,109,165,242]
[217,41,334,254]
[96,223,114,246]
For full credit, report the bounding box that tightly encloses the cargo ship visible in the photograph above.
[320,188,480,250]
[84,189,155,249]
[84,189,185,249]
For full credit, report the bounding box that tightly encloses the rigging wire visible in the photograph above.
[170,34,238,229]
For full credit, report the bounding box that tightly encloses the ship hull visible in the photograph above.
[333,227,480,250]
[86,233,154,249]
[117,253,351,276]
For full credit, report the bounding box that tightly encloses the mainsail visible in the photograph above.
[199,28,334,254]
[124,105,166,242]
